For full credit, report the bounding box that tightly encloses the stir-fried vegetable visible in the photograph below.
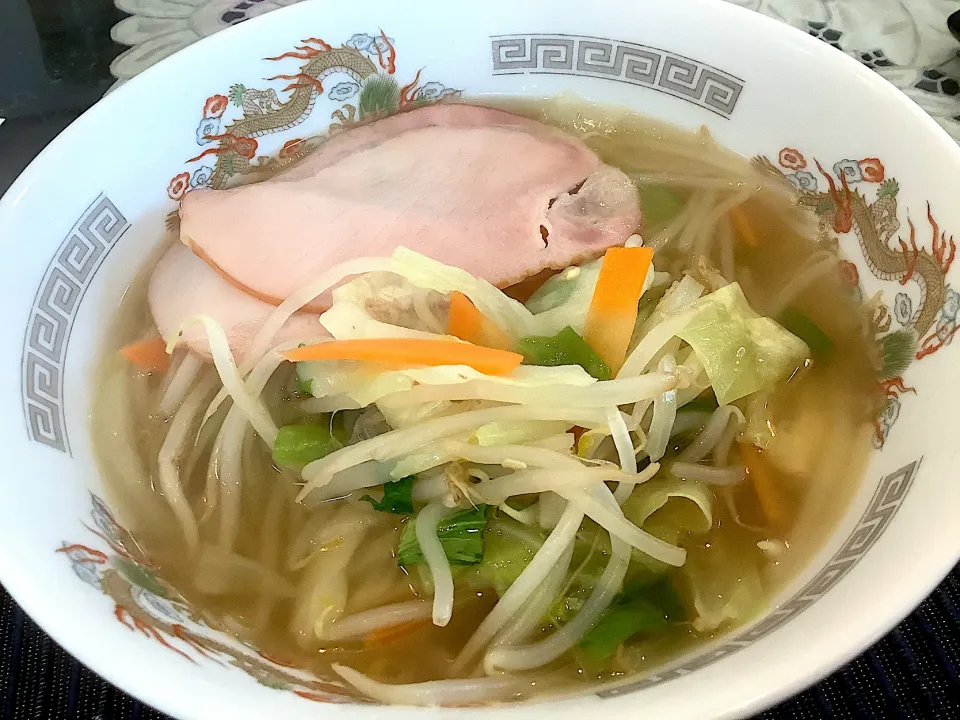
[475,518,545,595]
[524,260,604,336]
[526,263,601,316]
[120,336,170,372]
[578,579,685,662]
[729,205,758,246]
[361,476,415,514]
[776,308,833,357]
[160,237,810,675]
[678,394,719,414]
[583,246,654,374]
[392,247,534,337]
[283,338,524,376]
[677,283,809,405]
[518,326,612,381]
[639,186,685,229]
[295,375,313,395]
[273,424,343,467]
[398,506,490,566]
[739,442,789,528]
[579,599,666,661]
[364,618,432,647]
[447,291,514,350]
[682,533,764,632]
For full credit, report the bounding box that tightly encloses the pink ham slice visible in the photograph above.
[180,103,640,309]
[148,243,326,364]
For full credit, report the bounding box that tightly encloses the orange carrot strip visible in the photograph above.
[363,618,431,647]
[281,338,523,376]
[447,291,513,351]
[583,246,654,374]
[119,337,170,373]
[729,205,759,247]
[739,442,788,528]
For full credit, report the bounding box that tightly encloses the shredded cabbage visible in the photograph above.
[391,247,535,337]
[526,260,603,335]
[526,257,655,337]
[475,517,546,596]
[319,271,452,340]
[385,371,676,410]
[623,478,713,532]
[676,283,809,405]
[682,535,765,632]
[299,362,596,410]
[472,420,572,447]
[321,302,444,341]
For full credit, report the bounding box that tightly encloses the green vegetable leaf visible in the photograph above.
[578,599,667,661]
[361,476,415,515]
[639,185,686,229]
[524,260,605,336]
[677,283,809,405]
[397,506,489,566]
[272,424,342,467]
[295,375,313,395]
[625,577,687,622]
[518,326,612,380]
[776,308,833,357]
[475,517,545,595]
[578,578,684,661]
[679,393,720,415]
[525,260,602,315]
[682,533,764,632]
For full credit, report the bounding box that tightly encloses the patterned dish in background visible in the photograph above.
[110,0,960,142]
[2,1,960,718]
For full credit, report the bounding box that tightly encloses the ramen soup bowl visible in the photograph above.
[1,0,959,718]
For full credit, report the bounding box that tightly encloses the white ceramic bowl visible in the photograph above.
[1,1,959,718]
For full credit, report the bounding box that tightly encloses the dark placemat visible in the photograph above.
[1,570,959,719]
[2,2,960,718]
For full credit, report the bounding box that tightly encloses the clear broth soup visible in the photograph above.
[92,97,879,702]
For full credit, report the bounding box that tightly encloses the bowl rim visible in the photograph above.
[2,0,960,718]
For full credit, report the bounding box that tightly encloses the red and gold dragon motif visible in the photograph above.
[59,495,362,702]
[761,148,956,445]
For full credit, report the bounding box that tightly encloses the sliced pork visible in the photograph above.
[148,243,326,364]
[180,104,640,309]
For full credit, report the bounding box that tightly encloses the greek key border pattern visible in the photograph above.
[491,34,744,118]
[599,458,921,697]
[21,194,129,455]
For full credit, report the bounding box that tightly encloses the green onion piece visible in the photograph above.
[272,424,342,467]
[578,600,667,661]
[632,578,687,623]
[577,578,685,661]
[776,308,834,357]
[397,506,489,566]
[517,326,612,380]
[361,476,415,515]
[295,375,313,395]
[678,393,720,415]
[639,185,686,229]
